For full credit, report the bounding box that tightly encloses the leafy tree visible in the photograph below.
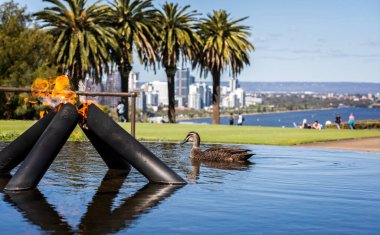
[34,0,116,90]
[0,0,56,87]
[107,0,157,121]
[0,1,57,119]
[156,2,200,123]
[196,10,254,124]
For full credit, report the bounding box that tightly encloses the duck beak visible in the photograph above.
[180,135,191,145]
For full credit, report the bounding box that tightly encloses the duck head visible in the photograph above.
[180,132,200,147]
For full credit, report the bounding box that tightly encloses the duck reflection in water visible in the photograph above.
[1,170,183,234]
[188,158,254,181]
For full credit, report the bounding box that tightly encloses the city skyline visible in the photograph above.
[4,0,380,83]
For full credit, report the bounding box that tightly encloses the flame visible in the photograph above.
[78,100,97,127]
[39,110,47,119]
[31,75,77,108]
[23,97,38,104]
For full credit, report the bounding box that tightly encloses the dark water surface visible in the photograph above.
[181,107,380,127]
[0,142,379,234]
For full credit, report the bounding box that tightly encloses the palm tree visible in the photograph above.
[196,10,254,124]
[107,0,157,121]
[34,0,116,90]
[156,2,201,123]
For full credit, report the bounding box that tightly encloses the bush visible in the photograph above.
[326,120,380,129]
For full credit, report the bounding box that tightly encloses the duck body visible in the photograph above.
[181,132,254,162]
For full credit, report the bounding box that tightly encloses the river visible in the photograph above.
[179,107,380,127]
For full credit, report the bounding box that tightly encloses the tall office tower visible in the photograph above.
[145,91,159,108]
[151,81,168,106]
[141,81,168,106]
[200,82,212,107]
[102,71,122,107]
[228,92,238,108]
[187,82,212,109]
[188,84,202,109]
[129,71,139,91]
[229,76,239,92]
[136,90,147,113]
[175,67,191,106]
[235,88,246,108]
[189,75,196,85]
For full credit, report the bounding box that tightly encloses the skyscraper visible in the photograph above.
[229,76,239,92]
[175,67,194,107]
[188,81,212,109]
[129,71,139,91]
[103,71,121,107]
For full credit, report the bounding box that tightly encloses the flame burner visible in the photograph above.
[5,103,79,191]
[81,104,186,185]
[0,103,186,191]
[0,111,56,173]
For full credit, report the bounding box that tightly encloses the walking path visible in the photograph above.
[298,137,380,153]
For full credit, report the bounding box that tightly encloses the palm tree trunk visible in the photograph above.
[165,67,177,123]
[118,62,132,122]
[212,70,221,124]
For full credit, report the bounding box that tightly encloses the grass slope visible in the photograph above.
[1,120,379,145]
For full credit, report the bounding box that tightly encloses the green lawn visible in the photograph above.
[1,120,379,145]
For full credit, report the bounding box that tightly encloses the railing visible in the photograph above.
[0,87,138,137]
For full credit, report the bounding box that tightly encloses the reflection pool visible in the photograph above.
[0,142,379,234]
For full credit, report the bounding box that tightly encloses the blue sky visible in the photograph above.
[3,0,380,83]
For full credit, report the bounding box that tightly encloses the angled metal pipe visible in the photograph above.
[5,103,78,191]
[0,111,56,173]
[85,104,186,185]
[81,126,131,171]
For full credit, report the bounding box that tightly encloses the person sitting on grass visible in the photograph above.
[312,120,322,130]
[335,114,342,129]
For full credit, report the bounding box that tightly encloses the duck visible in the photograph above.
[180,132,254,162]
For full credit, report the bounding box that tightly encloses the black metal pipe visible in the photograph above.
[81,126,131,171]
[0,111,56,173]
[5,103,78,191]
[0,174,11,191]
[85,104,186,185]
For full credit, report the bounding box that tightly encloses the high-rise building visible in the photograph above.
[175,67,190,97]
[129,71,139,91]
[141,81,168,106]
[136,90,147,112]
[103,71,121,107]
[188,84,201,109]
[175,67,195,107]
[188,82,212,109]
[228,92,238,108]
[145,91,159,107]
[235,88,245,108]
[229,77,239,92]
[79,78,106,103]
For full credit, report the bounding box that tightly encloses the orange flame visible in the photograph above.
[39,110,48,119]
[78,100,97,127]
[31,75,77,108]
[23,97,38,104]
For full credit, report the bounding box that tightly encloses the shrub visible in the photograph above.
[326,120,380,129]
